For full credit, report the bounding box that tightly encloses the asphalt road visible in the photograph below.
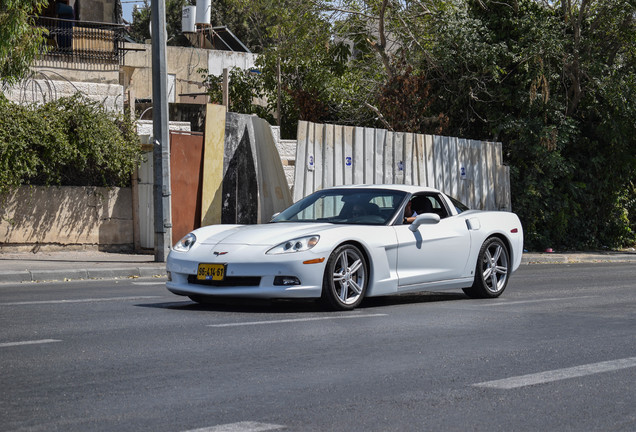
[1,263,634,432]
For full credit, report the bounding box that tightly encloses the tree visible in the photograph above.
[555,0,636,247]
[128,0,278,50]
[315,0,635,248]
[204,0,354,137]
[0,0,49,86]
[418,0,635,249]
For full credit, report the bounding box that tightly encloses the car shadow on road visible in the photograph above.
[360,291,468,309]
[137,291,468,313]
[137,297,326,313]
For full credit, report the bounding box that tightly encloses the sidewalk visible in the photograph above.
[0,251,166,284]
[0,249,634,284]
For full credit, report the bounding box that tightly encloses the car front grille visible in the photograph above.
[187,275,261,287]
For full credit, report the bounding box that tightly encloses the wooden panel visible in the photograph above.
[201,104,226,226]
[293,121,309,201]
[353,126,365,184]
[394,132,404,184]
[292,121,510,211]
[363,127,375,184]
[322,123,334,189]
[313,123,324,192]
[170,131,204,242]
[343,126,354,185]
[374,128,386,184]
[72,27,114,53]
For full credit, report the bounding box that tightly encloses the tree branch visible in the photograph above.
[364,102,393,131]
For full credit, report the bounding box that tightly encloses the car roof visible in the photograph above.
[326,184,442,194]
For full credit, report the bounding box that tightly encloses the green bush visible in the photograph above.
[0,93,141,194]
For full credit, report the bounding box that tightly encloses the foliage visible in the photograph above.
[0,94,142,195]
[193,0,636,249]
[0,0,49,86]
[214,0,278,52]
[128,0,278,51]
[201,66,274,123]
[201,0,358,137]
[377,65,448,134]
[420,0,636,249]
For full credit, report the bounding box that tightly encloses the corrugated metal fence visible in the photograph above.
[293,121,511,211]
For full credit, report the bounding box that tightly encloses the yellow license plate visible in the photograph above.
[197,263,226,281]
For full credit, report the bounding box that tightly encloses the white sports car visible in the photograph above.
[166,185,523,310]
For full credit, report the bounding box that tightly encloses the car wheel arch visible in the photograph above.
[487,233,513,265]
[327,240,373,280]
[464,235,512,299]
[321,241,371,310]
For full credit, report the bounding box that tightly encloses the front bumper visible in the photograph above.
[166,246,326,299]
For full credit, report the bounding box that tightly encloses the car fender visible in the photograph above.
[309,225,401,297]
[463,212,524,276]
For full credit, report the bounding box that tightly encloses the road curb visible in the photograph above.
[0,267,167,284]
[521,253,636,265]
[139,267,167,278]
[0,270,32,283]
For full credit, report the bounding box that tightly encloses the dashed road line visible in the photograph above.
[480,295,599,307]
[474,357,636,389]
[208,313,388,328]
[0,339,62,348]
[132,281,167,285]
[182,421,285,432]
[0,296,162,306]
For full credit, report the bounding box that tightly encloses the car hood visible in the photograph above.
[197,223,333,246]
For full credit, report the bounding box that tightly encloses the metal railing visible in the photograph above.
[35,17,126,67]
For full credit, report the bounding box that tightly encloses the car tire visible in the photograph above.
[321,244,368,310]
[463,237,510,299]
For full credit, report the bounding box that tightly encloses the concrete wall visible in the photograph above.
[3,78,124,112]
[0,186,133,252]
[293,121,511,211]
[122,42,258,105]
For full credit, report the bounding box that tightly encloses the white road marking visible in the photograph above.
[182,421,285,432]
[0,296,162,306]
[0,339,61,348]
[474,357,636,389]
[208,313,388,328]
[481,295,599,306]
[132,281,166,285]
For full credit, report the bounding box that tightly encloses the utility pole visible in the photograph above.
[151,0,172,262]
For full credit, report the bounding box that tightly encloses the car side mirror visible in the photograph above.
[270,212,280,222]
[409,213,441,231]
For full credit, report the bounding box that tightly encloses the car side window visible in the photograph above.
[407,194,450,219]
[448,196,470,214]
[428,194,449,219]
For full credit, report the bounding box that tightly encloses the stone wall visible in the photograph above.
[3,78,124,112]
[0,186,133,252]
[270,125,297,189]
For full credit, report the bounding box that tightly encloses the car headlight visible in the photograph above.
[173,233,196,252]
[266,235,320,254]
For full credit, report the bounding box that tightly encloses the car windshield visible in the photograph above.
[272,188,408,225]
